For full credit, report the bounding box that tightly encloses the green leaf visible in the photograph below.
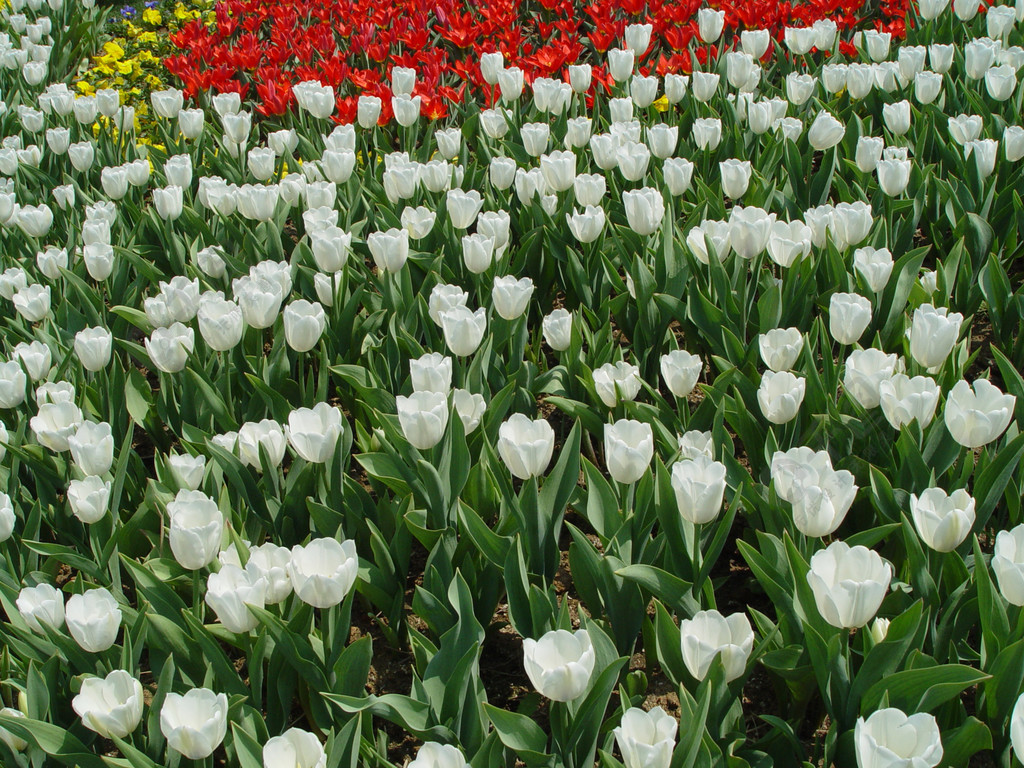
[861,664,990,714]
[483,703,551,762]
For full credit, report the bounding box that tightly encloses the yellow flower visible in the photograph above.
[142,8,161,24]
[652,95,669,112]
[75,81,95,95]
[137,50,158,63]
[173,3,191,19]
[116,61,134,75]
[103,41,125,60]
[137,31,158,44]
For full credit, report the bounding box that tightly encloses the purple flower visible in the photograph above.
[145,0,158,7]
[120,5,136,16]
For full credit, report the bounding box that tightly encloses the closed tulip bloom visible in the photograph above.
[169,453,206,490]
[882,100,911,136]
[829,292,872,345]
[605,420,654,484]
[789,464,857,537]
[66,587,120,652]
[613,707,677,768]
[264,727,326,768]
[594,361,643,407]
[622,187,665,236]
[153,186,183,221]
[856,136,884,173]
[310,226,352,271]
[910,488,975,552]
[965,139,999,179]
[446,189,484,230]
[17,582,64,633]
[690,118,720,151]
[664,158,695,196]
[410,353,453,394]
[289,538,358,608]
[237,420,287,471]
[198,296,244,352]
[993,525,1024,605]
[759,328,804,372]
[68,421,114,476]
[13,284,50,322]
[573,173,606,207]
[0,707,27,752]
[74,327,113,371]
[399,206,435,241]
[944,379,1015,448]
[844,349,899,409]
[808,111,846,150]
[607,48,635,82]
[758,371,806,424]
[37,382,76,406]
[451,389,486,434]
[645,124,677,160]
[368,228,410,273]
[73,670,143,739]
[167,490,223,570]
[286,403,344,463]
[948,114,983,146]
[672,454,727,524]
[31,401,83,452]
[440,306,487,356]
[697,8,725,42]
[986,64,1016,101]
[729,206,774,259]
[428,285,469,326]
[909,304,962,369]
[660,350,702,397]
[16,340,53,383]
[0,492,14,541]
[539,150,575,192]
[283,300,326,353]
[243,543,293,604]
[914,71,943,105]
[617,141,651,181]
[498,414,555,479]
[397,391,449,450]
[855,708,942,768]
[161,688,228,760]
[807,541,892,628]
[784,73,816,106]
[492,276,535,320]
[767,220,812,267]
[145,323,194,374]
[785,25,818,54]
[680,610,754,682]
[831,201,874,249]
[68,476,111,524]
[523,629,595,701]
[720,159,752,199]
[853,247,894,292]
[879,374,940,429]
[542,308,573,352]
[566,206,606,244]
[206,565,266,634]
[1005,126,1024,161]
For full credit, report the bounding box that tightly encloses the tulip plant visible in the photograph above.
[3,0,1024,766]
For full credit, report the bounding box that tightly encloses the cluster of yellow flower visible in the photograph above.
[72,0,210,138]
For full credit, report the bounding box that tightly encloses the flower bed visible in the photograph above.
[1,0,1024,766]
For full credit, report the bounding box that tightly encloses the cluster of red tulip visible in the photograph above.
[164,0,911,120]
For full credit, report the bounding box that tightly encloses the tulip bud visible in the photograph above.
[807,111,845,150]
[993,525,1024,605]
[604,419,654,484]
[672,454,726,524]
[168,453,206,490]
[594,361,642,407]
[289,537,358,608]
[828,292,872,345]
[161,689,229,759]
[167,490,224,570]
[719,158,752,199]
[73,670,143,739]
[680,609,754,682]
[368,228,410,273]
[440,306,487,356]
[944,379,1015,448]
[758,328,804,372]
[542,308,573,351]
[613,707,677,768]
[757,371,806,424]
[855,709,942,768]
[497,414,555,480]
[397,391,449,450]
[697,8,725,42]
[66,587,121,652]
[807,541,892,628]
[523,629,595,701]
[453,389,486,434]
